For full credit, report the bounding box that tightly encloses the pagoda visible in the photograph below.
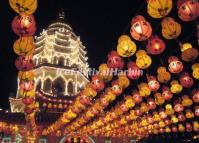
[9,10,90,113]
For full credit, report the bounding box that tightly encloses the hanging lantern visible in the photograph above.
[118,74,130,89]
[178,113,186,122]
[127,62,141,79]
[168,56,183,74]
[13,36,35,56]
[161,17,182,39]
[155,92,165,105]
[136,50,152,69]
[177,0,199,21]
[192,63,199,79]
[20,80,34,91]
[111,80,123,96]
[15,55,34,71]
[170,80,183,94]
[178,124,185,132]
[12,14,36,36]
[174,100,184,113]
[194,106,199,117]
[192,89,199,103]
[146,35,166,55]
[79,95,92,106]
[157,66,171,83]
[147,98,157,110]
[117,35,137,57]
[179,72,194,88]
[98,64,113,81]
[186,123,193,132]
[22,97,34,105]
[181,43,199,62]
[130,15,152,41]
[91,75,105,92]
[172,125,178,133]
[9,0,37,14]
[162,86,173,101]
[147,0,173,18]
[138,82,151,97]
[107,51,124,69]
[185,109,194,119]
[147,76,160,91]
[165,104,175,116]
[132,90,142,104]
[182,95,193,107]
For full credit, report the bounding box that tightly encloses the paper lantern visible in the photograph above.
[147,0,173,18]
[179,72,194,88]
[127,62,141,79]
[162,87,173,101]
[79,95,91,106]
[155,93,165,105]
[136,50,152,69]
[161,17,181,39]
[186,123,193,132]
[147,98,156,110]
[182,95,193,107]
[13,36,35,56]
[192,89,199,103]
[168,56,183,73]
[98,64,113,81]
[177,0,199,21]
[9,0,37,14]
[138,82,151,97]
[15,55,34,71]
[178,124,185,132]
[82,86,97,98]
[22,97,34,105]
[12,14,36,36]
[192,63,199,79]
[20,80,34,91]
[170,80,183,94]
[147,76,160,91]
[117,35,136,57]
[91,75,105,92]
[111,80,123,96]
[172,125,178,133]
[132,90,142,104]
[107,51,124,69]
[118,74,130,89]
[159,109,167,119]
[165,104,175,116]
[130,15,152,41]
[18,71,34,81]
[157,66,171,83]
[178,113,186,122]
[146,35,166,55]
[194,106,199,117]
[185,109,194,119]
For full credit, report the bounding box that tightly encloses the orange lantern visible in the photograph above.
[130,15,152,41]
[91,75,105,92]
[147,76,160,91]
[168,56,183,74]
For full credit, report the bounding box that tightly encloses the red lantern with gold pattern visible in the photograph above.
[168,56,183,73]
[177,0,199,21]
[91,75,105,92]
[15,55,34,71]
[12,14,36,36]
[179,72,194,88]
[107,51,124,69]
[146,35,166,55]
[130,15,152,41]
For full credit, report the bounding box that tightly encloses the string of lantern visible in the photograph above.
[9,0,38,142]
[42,0,199,140]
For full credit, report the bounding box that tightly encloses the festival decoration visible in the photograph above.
[136,50,152,69]
[168,56,183,74]
[107,51,124,69]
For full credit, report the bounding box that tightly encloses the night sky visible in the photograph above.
[0,0,198,111]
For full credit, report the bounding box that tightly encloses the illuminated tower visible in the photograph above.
[10,10,89,112]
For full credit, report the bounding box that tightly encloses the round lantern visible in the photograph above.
[136,50,152,69]
[186,123,193,132]
[147,76,160,91]
[98,64,113,81]
[170,80,183,94]
[177,0,199,21]
[146,35,166,55]
[192,89,199,103]
[118,74,130,89]
[147,98,156,110]
[181,44,199,62]
[172,125,178,133]
[178,113,186,122]
[138,82,151,97]
[132,90,142,104]
[107,51,124,69]
[9,0,37,14]
[22,97,34,105]
[174,101,184,113]
[182,95,193,107]
[168,56,183,73]
[185,109,194,119]
[127,62,141,79]
[192,63,199,79]
[179,72,194,88]
[195,106,199,117]
[91,75,105,92]
[79,95,92,106]
[12,14,36,36]
[159,109,167,119]
[15,55,34,71]
[13,36,35,56]
[162,87,173,101]
[117,35,137,57]
[111,80,123,96]
[130,15,152,41]
[147,0,173,18]
[20,80,34,91]
[161,17,181,39]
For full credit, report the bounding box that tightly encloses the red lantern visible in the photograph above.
[130,15,152,41]
[72,106,81,114]
[179,72,194,88]
[148,76,160,91]
[195,106,199,117]
[168,56,183,73]
[174,100,184,113]
[132,90,142,104]
[91,75,105,92]
[146,35,166,55]
[159,109,167,119]
[100,97,109,107]
[178,113,186,122]
[111,80,123,96]
[127,62,141,79]
[107,51,124,69]
[162,87,173,101]
[147,115,154,124]
[121,104,128,113]
[20,80,34,91]
[24,107,34,114]
[79,95,92,106]
[147,98,156,110]
[192,89,199,103]
[22,97,34,105]
[177,0,199,21]
[164,118,172,126]
[186,123,193,132]
[15,55,34,71]
[172,125,178,133]
[135,106,142,116]
[12,14,36,36]
[90,107,99,116]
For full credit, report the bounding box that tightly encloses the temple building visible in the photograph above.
[9,11,90,113]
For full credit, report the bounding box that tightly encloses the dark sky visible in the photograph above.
[0,0,198,111]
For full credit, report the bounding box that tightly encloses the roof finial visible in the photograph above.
[58,9,65,19]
